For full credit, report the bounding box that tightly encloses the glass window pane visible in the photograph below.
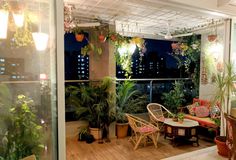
[0,0,57,159]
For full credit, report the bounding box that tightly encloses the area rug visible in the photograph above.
[161,146,227,160]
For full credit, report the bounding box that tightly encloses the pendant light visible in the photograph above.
[32,1,49,51]
[12,1,24,28]
[0,9,9,39]
[13,11,24,27]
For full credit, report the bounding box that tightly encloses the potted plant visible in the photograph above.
[177,112,184,123]
[116,80,147,138]
[72,27,85,42]
[213,63,236,157]
[208,34,217,42]
[0,95,44,159]
[161,81,186,114]
[66,77,116,141]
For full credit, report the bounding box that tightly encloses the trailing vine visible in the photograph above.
[170,35,201,95]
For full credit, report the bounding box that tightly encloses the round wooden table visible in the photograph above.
[164,118,199,147]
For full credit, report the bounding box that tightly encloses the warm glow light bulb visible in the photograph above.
[13,12,24,27]
[118,45,127,56]
[32,32,49,51]
[128,43,136,54]
[0,10,9,39]
[209,42,223,59]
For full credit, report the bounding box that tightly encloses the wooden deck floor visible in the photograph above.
[66,135,214,160]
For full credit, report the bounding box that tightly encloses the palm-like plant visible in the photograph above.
[65,77,116,129]
[213,63,236,136]
[116,81,147,123]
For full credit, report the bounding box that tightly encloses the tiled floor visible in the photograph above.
[162,146,227,160]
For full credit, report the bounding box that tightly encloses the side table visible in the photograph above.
[164,118,199,147]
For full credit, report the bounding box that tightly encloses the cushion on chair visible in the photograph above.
[138,126,156,133]
[195,106,209,117]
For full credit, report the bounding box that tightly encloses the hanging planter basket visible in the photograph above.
[98,34,106,43]
[75,33,84,42]
[208,34,217,42]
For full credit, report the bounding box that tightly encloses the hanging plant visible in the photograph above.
[72,27,85,42]
[98,33,106,43]
[12,16,33,48]
[170,35,201,95]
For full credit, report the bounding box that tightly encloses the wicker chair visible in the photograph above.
[126,113,160,150]
[224,113,236,160]
[147,103,174,129]
[21,155,36,160]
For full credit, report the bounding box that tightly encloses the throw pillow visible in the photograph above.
[195,106,209,118]
[187,104,195,116]
[210,105,220,118]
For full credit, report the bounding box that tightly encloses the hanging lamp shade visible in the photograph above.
[32,32,49,51]
[0,9,9,39]
[13,12,24,27]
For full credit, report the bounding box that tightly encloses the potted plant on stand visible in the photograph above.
[213,63,236,157]
[116,80,147,138]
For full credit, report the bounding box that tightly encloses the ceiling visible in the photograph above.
[64,0,235,39]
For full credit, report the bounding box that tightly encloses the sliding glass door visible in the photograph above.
[0,0,58,159]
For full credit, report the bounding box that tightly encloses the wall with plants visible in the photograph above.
[199,25,225,100]
[170,34,201,97]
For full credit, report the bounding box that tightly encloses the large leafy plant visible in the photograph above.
[170,35,200,96]
[0,95,43,160]
[116,80,147,123]
[66,77,116,129]
[161,81,186,114]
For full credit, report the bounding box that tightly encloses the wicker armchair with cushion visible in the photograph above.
[126,113,160,150]
[147,103,174,129]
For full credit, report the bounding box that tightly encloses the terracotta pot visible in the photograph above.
[208,35,217,42]
[116,123,129,138]
[75,33,84,42]
[215,136,229,157]
[178,119,184,124]
[89,127,102,140]
[171,43,179,50]
[110,34,116,41]
[98,34,106,42]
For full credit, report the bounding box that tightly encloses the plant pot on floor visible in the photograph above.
[215,136,229,157]
[116,123,129,138]
[89,127,102,140]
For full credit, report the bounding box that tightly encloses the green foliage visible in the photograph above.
[213,63,236,112]
[161,81,185,114]
[213,63,236,134]
[12,16,34,48]
[66,77,116,128]
[177,112,184,121]
[0,95,43,160]
[72,27,84,34]
[116,81,148,123]
[115,50,132,77]
[171,35,200,95]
